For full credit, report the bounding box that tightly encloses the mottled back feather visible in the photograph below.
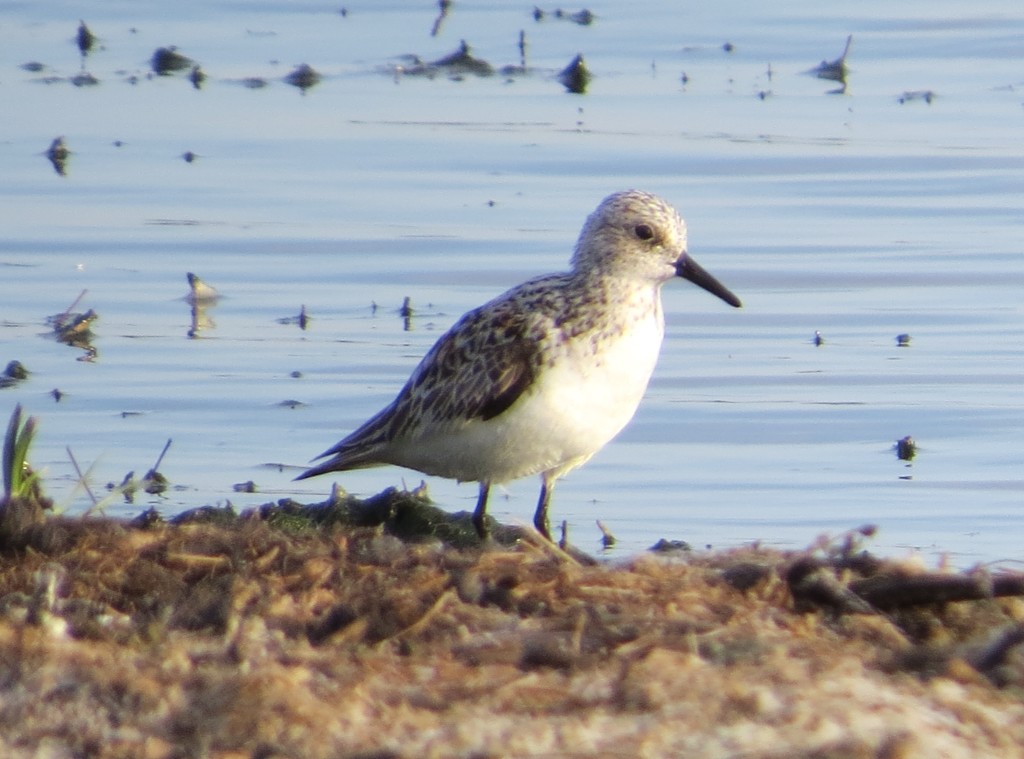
[297,274,574,477]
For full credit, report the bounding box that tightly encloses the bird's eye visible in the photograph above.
[633,224,654,241]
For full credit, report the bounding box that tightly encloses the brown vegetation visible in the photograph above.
[3,498,1024,758]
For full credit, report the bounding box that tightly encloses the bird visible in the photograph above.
[296,190,742,541]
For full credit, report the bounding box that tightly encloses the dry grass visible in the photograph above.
[2,511,1024,759]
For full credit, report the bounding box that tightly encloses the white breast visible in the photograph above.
[401,297,665,484]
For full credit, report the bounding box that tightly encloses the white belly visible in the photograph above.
[398,311,665,484]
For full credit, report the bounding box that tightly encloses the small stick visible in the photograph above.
[151,438,172,472]
[58,289,88,321]
[596,520,617,548]
[66,446,99,508]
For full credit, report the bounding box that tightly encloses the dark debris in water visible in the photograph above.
[558,53,591,94]
[151,46,194,76]
[71,71,99,88]
[47,293,98,360]
[430,39,494,77]
[532,7,595,26]
[809,34,852,94]
[898,90,936,105]
[44,136,69,176]
[396,40,495,80]
[76,21,96,57]
[284,63,321,92]
[0,361,30,389]
[430,0,452,37]
[896,436,917,462]
[189,65,206,90]
[277,305,311,330]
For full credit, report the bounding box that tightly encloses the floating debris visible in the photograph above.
[284,63,321,92]
[50,389,63,403]
[70,71,99,87]
[186,273,218,338]
[278,400,306,409]
[48,293,98,359]
[181,151,197,163]
[76,20,96,56]
[896,333,912,347]
[813,330,825,347]
[897,90,936,105]
[896,435,916,461]
[809,34,852,93]
[395,40,495,80]
[399,296,414,331]
[3,361,30,380]
[241,77,269,89]
[430,0,451,37]
[722,41,735,53]
[21,61,45,73]
[596,520,616,549]
[44,137,69,176]
[501,31,530,77]
[233,481,258,493]
[277,305,310,330]
[151,46,194,76]
[189,65,206,90]
[431,40,494,77]
[533,7,595,25]
[51,309,97,342]
[558,53,590,94]
[186,273,218,304]
[142,438,173,497]
[112,470,137,504]
[143,470,168,495]
[0,361,29,389]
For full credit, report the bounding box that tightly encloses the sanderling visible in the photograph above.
[297,190,742,541]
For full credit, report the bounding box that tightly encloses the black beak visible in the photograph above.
[676,255,742,308]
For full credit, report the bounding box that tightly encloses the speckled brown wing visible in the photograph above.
[298,287,555,478]
[390,298,539,434]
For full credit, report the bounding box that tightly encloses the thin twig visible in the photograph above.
[58,289,88,322]
[66,446,100,509]
[152,438,173,472]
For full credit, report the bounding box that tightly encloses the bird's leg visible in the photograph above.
[533,474,555,541]
[472,481,491,540]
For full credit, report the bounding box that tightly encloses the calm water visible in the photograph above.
[2,1,1022,565]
